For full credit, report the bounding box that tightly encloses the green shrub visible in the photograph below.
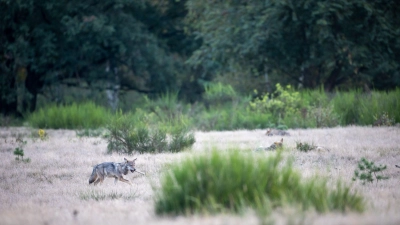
[167,126,196,153]
[249,84,304,118]
[373,111,395,127]
[28,102,110,129]
[296,141,317,152]
[106,110,195,154]
[13,138,30,163]
[143,92,183,117]
[352,158,389,185]
[203,82,238,105]
[300,88,330,108]
[155,150,364,215]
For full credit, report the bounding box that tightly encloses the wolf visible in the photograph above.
[255,138,283,151]
[89,158,138,186]
[265,138,284,150]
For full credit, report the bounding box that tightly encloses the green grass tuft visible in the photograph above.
[79,189,138,201]
[28,102,110,129]
[155,150,364,215]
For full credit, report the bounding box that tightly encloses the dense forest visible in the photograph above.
[1,0,399,117]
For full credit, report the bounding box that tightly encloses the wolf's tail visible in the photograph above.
[88,166,98,184]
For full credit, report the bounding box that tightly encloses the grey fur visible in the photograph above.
[89,158,139,186]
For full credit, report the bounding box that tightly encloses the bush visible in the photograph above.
[352,158,389,185]
[203,82,239,106]
[296,141,317,152]
[249,84,304,118]
[168,126,196,153]
[155,150,364,215]
[373,111,395,127]
[106,110,195,154]
[28,102,110,129]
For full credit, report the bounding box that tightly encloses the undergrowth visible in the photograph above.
[28,102,110,129]
[25,86,400,130]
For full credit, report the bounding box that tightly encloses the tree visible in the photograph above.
[186,0,400,91]
[0,0,182,115]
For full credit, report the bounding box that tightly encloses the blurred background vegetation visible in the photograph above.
[1,0,399,129]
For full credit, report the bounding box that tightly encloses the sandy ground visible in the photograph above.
[0,126,399,225]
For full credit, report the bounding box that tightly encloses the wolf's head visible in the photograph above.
[124,158,137,173]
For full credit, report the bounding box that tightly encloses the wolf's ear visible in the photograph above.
[133,158,137,161]
[124,158,128,162]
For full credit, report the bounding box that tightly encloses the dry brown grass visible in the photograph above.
[0,126,399,225]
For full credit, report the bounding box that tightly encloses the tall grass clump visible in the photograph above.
[142,92,184,119]
[195,106,272,131]
[28,102,110,129]
[203,82,239,106]
[332,89,400,125]
[106,110,195,154]
[155,150,364,215]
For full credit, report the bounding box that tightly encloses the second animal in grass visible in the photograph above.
[265,138,284,150]
[255,138,284,151]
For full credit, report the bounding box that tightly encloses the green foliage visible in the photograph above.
[0,0,189,115]
[13,138,30,163]
[155,150,364,215]
[332,89,400,125]
[247,84,309,128]
[106,110,195,154]
[203,82,238,105]
[186,0,400,90]
[249,84,304,118]
[308,105,340,128]
[167,126,196,153]
[24,85,400,130]
[13,147,24,160]
[194,104,272,131]
[296,141,317,152]
[28,102,110,129]
[373,112,395,127]
[353,158,389,185]
[142,92,188,121]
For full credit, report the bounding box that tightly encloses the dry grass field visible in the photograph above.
[0,126,399,225]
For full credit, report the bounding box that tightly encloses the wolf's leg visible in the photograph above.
[93,177,101,186]
[118,177,132,186]
[99,176,105,185]
[114,177,118,184]
[95,175,105,185]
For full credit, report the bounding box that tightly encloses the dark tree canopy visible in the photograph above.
[186,0,400,91]
[0,0,186,115]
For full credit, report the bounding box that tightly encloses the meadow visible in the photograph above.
[0,126,399,225]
